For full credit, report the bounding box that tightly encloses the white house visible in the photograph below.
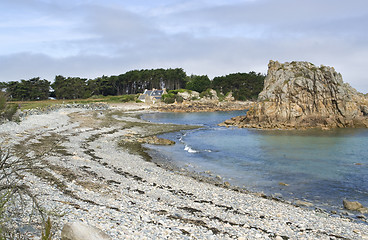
[138,88,167,103]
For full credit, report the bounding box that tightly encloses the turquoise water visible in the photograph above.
[142,111,368,213]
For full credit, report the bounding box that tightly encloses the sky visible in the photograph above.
[0,0,368,93]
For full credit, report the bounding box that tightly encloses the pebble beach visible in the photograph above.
[1,103,368,239]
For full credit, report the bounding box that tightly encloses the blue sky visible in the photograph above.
[1,0,368,93]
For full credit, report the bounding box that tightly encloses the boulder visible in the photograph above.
[225,91,235,101]
[61,222,111,240]
[358,207,368,214]
[221,60,368,129]
[201,89,219,101]
[295,200,314,207]
[177,90,200,100]
[343,200,364,211]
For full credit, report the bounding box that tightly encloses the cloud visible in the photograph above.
[0,0,367,93]
[81,5,160,42]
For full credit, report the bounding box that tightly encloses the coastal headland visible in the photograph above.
[221,61,368,129]
[1,103,367,239]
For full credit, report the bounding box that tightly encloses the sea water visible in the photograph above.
[142,111,368,213]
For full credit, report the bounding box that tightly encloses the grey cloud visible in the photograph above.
[0,0,367,93]
[1,31,367,93]
[81,5,161,42]
[159,0,368,38]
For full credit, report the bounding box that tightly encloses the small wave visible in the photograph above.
[184,145,198,153]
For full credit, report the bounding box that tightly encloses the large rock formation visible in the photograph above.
[221,60,368,129]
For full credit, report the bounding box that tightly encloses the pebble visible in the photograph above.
[1,106,367,240]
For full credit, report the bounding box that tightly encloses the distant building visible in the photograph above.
[138,88,166,103]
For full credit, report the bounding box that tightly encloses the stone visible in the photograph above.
[343,200,364,211]
[225,91,235,101]
[358,207,368,214]
[177,90,200,100]
[224,181,230,187]
[201,89,219,101]
[138,136,175,145]
[254,192,267,198]
[295,200,314,207]
[61,222,111,240]
[215,175,222,180]
[221,60,368,129]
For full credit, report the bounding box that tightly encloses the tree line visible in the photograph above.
[0,68,265,101]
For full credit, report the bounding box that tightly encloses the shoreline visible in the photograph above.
[1,103,368,239]
[153,100,253,113]
[141,114,368,222]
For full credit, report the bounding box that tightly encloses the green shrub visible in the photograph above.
[168,89,183,94]
[168,89,192,94]
[162,93,176,104]
[176,95,184,103]
[89,95,104,99]
[41,217,53,240]
[216,90,225,101]
[199,89,214,98]
[0,93,18,122]
[0,94,5,111]
[162,92,185,104]
[4,104,18,121]
[0,147,54,239]
[120,94,137,103]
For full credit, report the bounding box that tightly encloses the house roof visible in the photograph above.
[150,90,163,96]
[139,89,165,101]
[142,89,164,97]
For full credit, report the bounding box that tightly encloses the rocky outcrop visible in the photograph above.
[221,60,368,129]
[156,101,253,113]
[177,90,200,100]
[225,92,235,101]
[61,222,111,240]
[343,200,368,214]
[138,136,175,145]
[201,89,219,101]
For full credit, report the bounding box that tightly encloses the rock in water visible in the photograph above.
[61,222,111,240]
[221,60,368,129]
[295,200,314,207]
[343,200,364,211]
